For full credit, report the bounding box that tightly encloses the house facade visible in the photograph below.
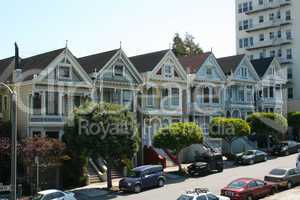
[217,54,260,119]
[251,57,287,115]
[179,52,227,135]
[130,49,188,148]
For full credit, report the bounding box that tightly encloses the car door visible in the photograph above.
[206,193,219,200]
[247,181,260,198]
[256,180,270,197]
[142,169,157,188]
[294,168,300,184]
[287,169,299,185]
[255,151,262,162]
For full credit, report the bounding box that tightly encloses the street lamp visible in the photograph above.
[0,83,17,200]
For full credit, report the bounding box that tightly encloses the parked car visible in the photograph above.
[187,152,223,176]
[31,190,76,200]
[264,168,300,189]
[0,192,10,200]
[235,150,268,165]
[221,178,276,200]
[297,154,300,169]
[272,141,300,156]
[119,165,166,193]
[177,188,230,200]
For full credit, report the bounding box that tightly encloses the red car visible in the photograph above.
[221,178,277,200]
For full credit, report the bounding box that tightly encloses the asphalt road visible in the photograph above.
[76,154,299,200]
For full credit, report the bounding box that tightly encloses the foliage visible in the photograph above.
[22,137,67,166]
[247,112,288,146]
[63,102,139,188]
[209,117,251,143]
[153,122,203,170]
[172,33,203,57]
[288,112,300,129]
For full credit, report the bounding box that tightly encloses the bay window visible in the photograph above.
[32,93,42,115]
[46,92,59,115]
[171,88,179,106]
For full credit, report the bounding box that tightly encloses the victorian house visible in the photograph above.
[15,48,93,139]
[251,57,287,115]
[78,48,143,113]
[179,52,227,136]
[217,55,260,119]
[129,49,188,148]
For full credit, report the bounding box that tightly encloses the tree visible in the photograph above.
[288,112,300,141]
[63,102,139,189]
[22,137,67,166]
[153,122,203,171]
[172,33,203,57]
[247,112,288,148]
[209,117,251,154]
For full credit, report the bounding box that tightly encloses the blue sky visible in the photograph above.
[0,0,236,59]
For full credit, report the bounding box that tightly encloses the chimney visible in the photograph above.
[14,43,22,82]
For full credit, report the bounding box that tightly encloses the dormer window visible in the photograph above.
[207,68,212,75]
[59,66,71,79]
[114,65,124,76]
[164,65,173,78]
[241,67,248,77]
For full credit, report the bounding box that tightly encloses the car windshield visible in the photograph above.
[245,151,255,155]
[128,170,142,178]
[270,169,287,176]
[228,180,247,189]
[177,195,194,200]
[31,194,44,200]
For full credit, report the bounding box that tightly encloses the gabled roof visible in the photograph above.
[19,48,65,81]
[217,54,245,75]
[251,57,274,78]
[178,52,211,74]
[21,48,65,71]
[78,49,119,74]
[129,49,169,73]
[0,57,15,82]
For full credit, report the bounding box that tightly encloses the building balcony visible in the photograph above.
[257,98,283,106]
[189,102,223,114]
[246,19,292,33]
[246,38,292,50]
[226,100,255,108]
[246,0,291,15]
[278,57,293,64]
[30,115,66,124]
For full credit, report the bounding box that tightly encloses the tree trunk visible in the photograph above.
[107,162,112,189]
[176,154,182,172]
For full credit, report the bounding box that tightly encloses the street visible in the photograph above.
[74,154,298,200]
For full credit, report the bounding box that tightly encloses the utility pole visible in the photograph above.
[10,92,17,200]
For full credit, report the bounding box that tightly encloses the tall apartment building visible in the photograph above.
[235,0,300,112]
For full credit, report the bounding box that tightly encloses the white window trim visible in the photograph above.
[58,64,72,80]
[163,65,174,79]
[113,65,125,77]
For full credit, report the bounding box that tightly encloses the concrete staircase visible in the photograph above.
[87,163,102,184]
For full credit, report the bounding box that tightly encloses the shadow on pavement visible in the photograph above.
[73,188,118,200]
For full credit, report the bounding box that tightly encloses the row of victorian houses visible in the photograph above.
[0,46,287,162]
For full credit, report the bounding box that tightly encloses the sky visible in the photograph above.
[0,0,236,59]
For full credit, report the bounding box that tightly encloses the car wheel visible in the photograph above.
[247,195,253,200]
[249,159,254,165]
[264,156,268,161]
[285,151,289,156]
[134,184,142,193]
[287,181,293,189]
[297,148,300,153]
[157,179,165,187]
[270,187,277,195]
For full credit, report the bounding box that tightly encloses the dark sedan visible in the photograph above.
[236,150,268,165]
[264,168,300,189]
[272,141,300,156]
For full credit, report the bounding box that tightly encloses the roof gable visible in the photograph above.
[0,57,15,82]
[251,57,274,78]
[178,52,211,74]
[129,50,169,73]
[78,49,119,74]
[217,54,245,75]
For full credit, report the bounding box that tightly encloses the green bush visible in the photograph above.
[247,112,288,147]
[209,117,251,142]
[153,122,203,171]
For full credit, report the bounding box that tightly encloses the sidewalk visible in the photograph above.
[262,187,300,200]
